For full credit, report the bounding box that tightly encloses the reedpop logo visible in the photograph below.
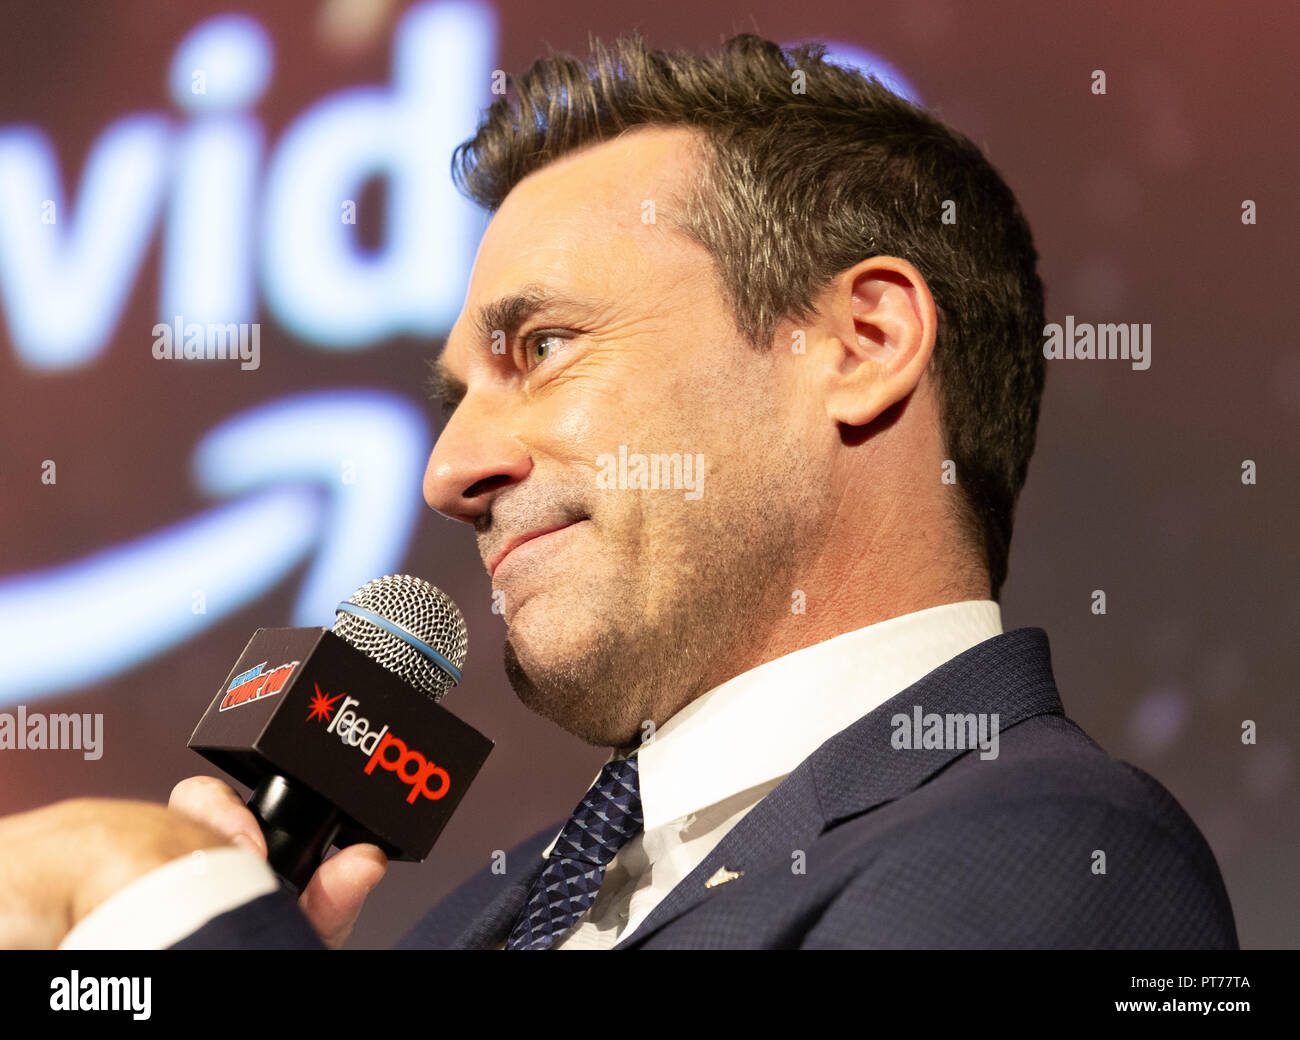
[309,686,451,804]
[596,445,706,500]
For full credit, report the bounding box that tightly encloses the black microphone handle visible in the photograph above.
[246,773,342,892]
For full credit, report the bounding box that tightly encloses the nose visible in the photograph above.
[423,399,532,526]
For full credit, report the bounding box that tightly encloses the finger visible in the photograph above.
[298,844,387,949]
[0,910,64,950]
[167,776,265,857]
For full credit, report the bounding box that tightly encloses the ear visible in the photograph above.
[815,257,937,428]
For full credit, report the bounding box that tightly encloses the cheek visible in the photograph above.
[548,401,598,453]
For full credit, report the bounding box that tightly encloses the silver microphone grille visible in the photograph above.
[331,574,468,702]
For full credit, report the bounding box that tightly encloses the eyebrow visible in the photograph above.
[429,284,605,413]
[427,354,466,413]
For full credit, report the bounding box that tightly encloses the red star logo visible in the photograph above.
[306,683,344,723]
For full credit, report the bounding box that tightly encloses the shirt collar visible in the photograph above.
[547,599,1003,850]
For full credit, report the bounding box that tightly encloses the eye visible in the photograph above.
[522,331,568,372]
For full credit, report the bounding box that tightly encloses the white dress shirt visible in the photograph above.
[60,600,1002,950]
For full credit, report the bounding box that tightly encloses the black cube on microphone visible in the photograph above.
[189,614,493,890]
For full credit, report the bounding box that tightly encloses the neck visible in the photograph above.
[662,532,989,731]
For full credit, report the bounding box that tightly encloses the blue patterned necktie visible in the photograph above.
[505,753,643,950]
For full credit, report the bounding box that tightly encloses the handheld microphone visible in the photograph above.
[188,574,494,891]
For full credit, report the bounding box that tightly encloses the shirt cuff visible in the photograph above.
[58,846,281,950]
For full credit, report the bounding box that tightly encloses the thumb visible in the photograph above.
[298,843,387,949]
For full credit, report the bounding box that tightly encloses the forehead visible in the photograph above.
[443,127,706,362]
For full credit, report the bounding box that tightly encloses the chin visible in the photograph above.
[502,603,597,678]
[502,634,629,747]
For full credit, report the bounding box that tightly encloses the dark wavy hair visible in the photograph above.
[450,32,1046,600]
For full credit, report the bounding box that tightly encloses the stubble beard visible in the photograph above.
[501,471,807,749]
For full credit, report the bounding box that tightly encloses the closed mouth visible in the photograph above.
[489,519,584,578]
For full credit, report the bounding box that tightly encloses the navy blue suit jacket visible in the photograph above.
[171,628,1238,949]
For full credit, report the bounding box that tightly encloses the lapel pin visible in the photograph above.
[704,866,744,889]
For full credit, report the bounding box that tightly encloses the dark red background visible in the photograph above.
[1,0,1295,948]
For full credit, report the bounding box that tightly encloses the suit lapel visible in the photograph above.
[811,626,1061,827]
[613,627,1063,948]
[448,849,550,949]
[452,628,1062,950]
[610,765,825,949]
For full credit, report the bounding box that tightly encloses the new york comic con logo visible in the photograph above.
[219,660,299,711]
[306,684,449,804]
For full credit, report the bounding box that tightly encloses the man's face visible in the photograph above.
[424,127,826,748]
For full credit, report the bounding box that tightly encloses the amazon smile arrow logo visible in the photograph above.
[0,390,428,705]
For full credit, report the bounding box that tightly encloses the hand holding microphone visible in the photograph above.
[178,574,493,942]
[0,574,493,950]
[167,775,387,949]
